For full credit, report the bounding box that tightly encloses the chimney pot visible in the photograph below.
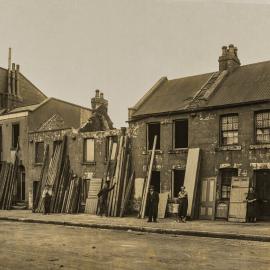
[12,63,15,70]
[95,89,100,98]
[100,93,104,99]
[16,64,20,72]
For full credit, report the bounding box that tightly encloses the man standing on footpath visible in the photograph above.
[147,185,159,223]
[97,181,116,217]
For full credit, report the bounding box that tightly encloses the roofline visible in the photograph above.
[0,66,47,99]
[128,99,270,122]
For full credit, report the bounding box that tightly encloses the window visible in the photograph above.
[147,123,160,150]
[84,138,95,162]
[255,111,270,144]
[220,114,238,146]
[174,119,188,148]
[220,169,238,199]
[35,142,44,163]
[106,136,118,161]
[12,123,20,149]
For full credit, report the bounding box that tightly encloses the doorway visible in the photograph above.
[16,165,25,201]
[150,171,160,193]
[172,170,185,198]
[255,170,270,220]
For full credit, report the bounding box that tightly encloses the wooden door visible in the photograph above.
[256,171,270,220]
[228,177,249,222]
[199,177,216,220]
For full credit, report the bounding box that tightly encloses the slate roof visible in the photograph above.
[131,60,270,118]
[0,67,47,106]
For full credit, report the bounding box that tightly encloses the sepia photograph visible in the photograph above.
[0,0,270,269]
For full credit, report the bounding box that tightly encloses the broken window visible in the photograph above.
[174,119,188,148]
[12,123,20,149]
[255,111,270,144]
[35,142,44,163]
[220,114,238,146]
[172,170,185,197]
[106,136,118,161]
[147,123,160,150]
[220,169,238,199]
[84,138,95,162]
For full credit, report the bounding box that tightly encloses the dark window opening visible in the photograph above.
[174,120,188,148]
[106,136,118,161]
[255,111,270,144]
[148,123,160,150]
[53,140,62,154]
[12,123,20,149]
[35,142,44,164]
[220,169,238,199]
[220,114,238,146]
[150,171,160,193]
[172,170,185,197]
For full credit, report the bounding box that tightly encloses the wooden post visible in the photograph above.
[140,135,157,219]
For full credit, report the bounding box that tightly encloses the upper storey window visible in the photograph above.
[220,114,239,146]
[255,111,270,144]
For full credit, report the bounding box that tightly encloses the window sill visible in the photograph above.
[168,148,188,154]
[33,163,43,167]
[216,145,242,151]
[81,161,96,165]
[142,150,163,155]
[249,144,270,150]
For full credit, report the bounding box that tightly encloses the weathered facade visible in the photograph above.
[0,50,103,208]
[28,95,116,209]
[129,45,270,221]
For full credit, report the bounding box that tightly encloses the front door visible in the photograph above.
[256,170,270,220]
[199,177,216,220]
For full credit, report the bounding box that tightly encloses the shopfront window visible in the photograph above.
[220,169,238,199]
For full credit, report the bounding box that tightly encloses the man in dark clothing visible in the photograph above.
[97,181,116,217]
[147,185,159,222]
[44,191,52,215]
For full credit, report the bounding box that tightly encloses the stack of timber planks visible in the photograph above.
[86,132,135,217]
[0,147,20,210]
[34,136,87,214]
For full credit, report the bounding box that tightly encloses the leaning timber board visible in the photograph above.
[228,177,249,223]
[158,192,169,219]
[85,178,102,214]
[183,148,201,218]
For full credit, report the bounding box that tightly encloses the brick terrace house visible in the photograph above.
[0,50,95,208]
[128,44,270,221]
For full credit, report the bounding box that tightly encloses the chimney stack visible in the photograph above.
[15,64,20,96]
[218,44,241,72]
[91,90,108,112]
[11,63,16,95]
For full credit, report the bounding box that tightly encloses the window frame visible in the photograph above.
[35,141,45,164]
[220,168,238,200]
[254,110,270,144]
[219,114,239,146]
[83,138,95,163]
[173,119,189,149]
[147,122,161,150]
[11,122,20,149]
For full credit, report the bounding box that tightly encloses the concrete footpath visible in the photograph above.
[0,210,270,242]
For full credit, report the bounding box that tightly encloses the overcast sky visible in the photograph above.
[0,0,270,127]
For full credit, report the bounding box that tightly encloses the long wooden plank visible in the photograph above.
[183,148,201,219]
[140,135,157,219]
[158,192,169,219]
